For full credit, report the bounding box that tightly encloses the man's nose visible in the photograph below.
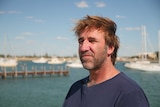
[79,41,90,52]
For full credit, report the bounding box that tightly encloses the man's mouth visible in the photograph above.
[81,53,92,57]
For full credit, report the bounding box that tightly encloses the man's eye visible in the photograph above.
[78,39,84,44]
[89,39,96,43]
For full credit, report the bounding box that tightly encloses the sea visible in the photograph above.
[0,61,160,107]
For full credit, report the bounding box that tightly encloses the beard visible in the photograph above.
[80,48,107,70]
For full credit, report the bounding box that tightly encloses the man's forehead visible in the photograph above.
[79,29,104,37]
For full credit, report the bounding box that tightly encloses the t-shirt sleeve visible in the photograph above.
[117,89,150,107]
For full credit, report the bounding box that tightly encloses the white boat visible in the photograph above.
[124,60,160,72]
[0,58,18,67]
[32,57,48,63]
[66,60,83,68]
[124,26,160,72]
[0,34,18,67]
[48,57,65,64]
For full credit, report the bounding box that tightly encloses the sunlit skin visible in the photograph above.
[78,29,120,87]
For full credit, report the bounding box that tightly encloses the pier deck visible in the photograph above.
[0,70,69,79]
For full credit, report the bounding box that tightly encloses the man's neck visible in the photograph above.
[87,63,119,87]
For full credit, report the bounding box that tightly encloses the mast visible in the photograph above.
[158,30,160,65]
[4,33,7,59]
[141,25,147,60]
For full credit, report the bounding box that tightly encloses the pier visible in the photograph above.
[0,70,69,79]
[0,66,69,79]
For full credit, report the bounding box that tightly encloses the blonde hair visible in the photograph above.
[73,15,119,65]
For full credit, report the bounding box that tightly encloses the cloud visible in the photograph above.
[0,10,22,14]
[25,16,33,19]
[25,16,45,23]
[71,18,79,24]
[15,36,25,40]
[56,36,68,40]
[124,27,141,31]
[26,40,36,44]
[15,32,33,40]
[116,15,126,19]
[8,10,21,14]
[95,2,106,7]
[0,11,5,14]
[22,32,33,36]
[76,1,89,8]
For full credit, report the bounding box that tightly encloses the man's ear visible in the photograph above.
[107,46,114,56]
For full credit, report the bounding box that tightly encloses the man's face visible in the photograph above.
[78,29,108,70]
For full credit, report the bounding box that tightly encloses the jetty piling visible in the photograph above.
[0,65,69,79]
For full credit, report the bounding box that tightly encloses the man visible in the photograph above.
[63,15,149,107]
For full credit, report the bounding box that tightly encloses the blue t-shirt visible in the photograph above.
[63,72,149,107]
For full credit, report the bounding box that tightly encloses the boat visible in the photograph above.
[66,59,83,68]
[0,34,18,67]
[124,26,160,72]
[0,58,18,67]
[124,60,160,71]
[48,57,65,64]
[32,57,48,63]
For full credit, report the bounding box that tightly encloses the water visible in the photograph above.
[0,61,160,107]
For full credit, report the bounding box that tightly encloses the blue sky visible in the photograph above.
[0,0,160,57]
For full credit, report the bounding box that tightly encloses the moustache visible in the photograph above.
[80,52,93,57]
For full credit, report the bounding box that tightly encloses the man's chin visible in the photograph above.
[82,63,93,70]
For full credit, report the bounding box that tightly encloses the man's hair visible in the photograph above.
[73,15,120,65]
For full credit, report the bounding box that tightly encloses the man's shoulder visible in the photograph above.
[115,72,142,92]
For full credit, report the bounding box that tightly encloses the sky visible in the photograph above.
[0,0,160,57]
